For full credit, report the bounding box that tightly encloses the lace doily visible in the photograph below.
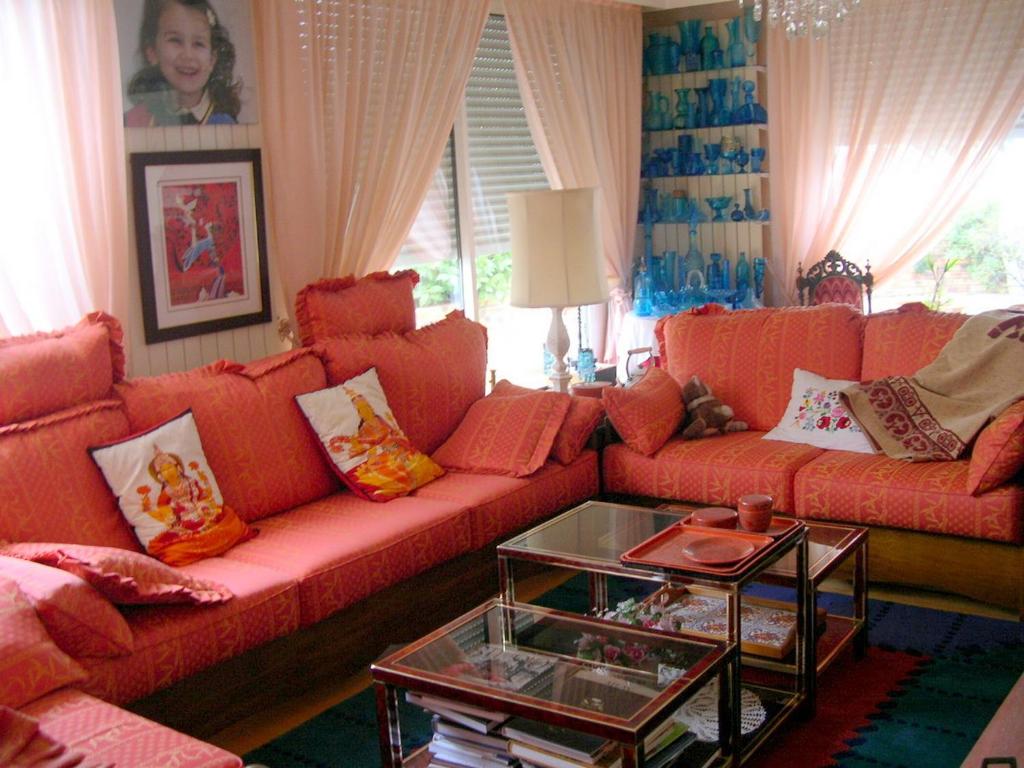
[674,678,766,742]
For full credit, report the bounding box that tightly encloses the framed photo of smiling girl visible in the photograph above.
[115,0,259,126]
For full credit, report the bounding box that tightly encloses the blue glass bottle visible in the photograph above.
[735,251,751,305]
[700,25,719,71]
[727,17,746,67]
[707,252,723,289]
[743,187,757,220]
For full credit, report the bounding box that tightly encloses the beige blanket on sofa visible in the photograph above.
[842,309,1024,461]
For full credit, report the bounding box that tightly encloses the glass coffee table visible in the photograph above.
[371,599,730,768]
[498,501,869,723]
[497,500,812,763]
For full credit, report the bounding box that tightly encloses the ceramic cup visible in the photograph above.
[691,506,738,529]
[737,494,773,532]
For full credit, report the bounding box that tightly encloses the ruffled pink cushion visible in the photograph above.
[433,391,570,477]
[0,544,232,606]
[490,380,605,465]
[294,270,420,345]
[0,576,86,709]
[0,556,132,659]
[0,313,125,427]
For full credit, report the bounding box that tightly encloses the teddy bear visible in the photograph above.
[680,375,748,440]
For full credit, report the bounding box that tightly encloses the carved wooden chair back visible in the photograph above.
[796,250,873,314]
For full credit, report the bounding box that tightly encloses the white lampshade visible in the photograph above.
[508,187,608,309]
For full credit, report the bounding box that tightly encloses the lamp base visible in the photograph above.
[546,306,571,394]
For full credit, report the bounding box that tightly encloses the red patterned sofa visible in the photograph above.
[0,289,599,756]
[602,303,1024,615]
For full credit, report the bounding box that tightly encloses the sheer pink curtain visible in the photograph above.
[253,0,488,320]
[767,0,1024,303]
[505,0,642,362]
[0,0,129,337]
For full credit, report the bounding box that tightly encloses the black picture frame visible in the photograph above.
[130,149,271,344]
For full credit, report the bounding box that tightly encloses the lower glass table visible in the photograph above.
[371,599,730,767]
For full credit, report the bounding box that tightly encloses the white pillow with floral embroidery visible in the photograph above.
[763,369,876,453]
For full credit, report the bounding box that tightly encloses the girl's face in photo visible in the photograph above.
[145,3,216,108]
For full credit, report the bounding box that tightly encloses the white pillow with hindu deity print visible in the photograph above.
[763,369,877,453]
[295,367,444,502]
[89,410,254,567]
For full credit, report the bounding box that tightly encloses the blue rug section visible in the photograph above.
[244,574,1023,768]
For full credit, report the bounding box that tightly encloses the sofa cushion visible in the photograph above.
[0,543,233,606]
[414,451,600,548]
[0,401,140,550]
[294,269,420,345]
[90,410,256,566]
[433,390,570,477]
[0,312,125,426]
[861,303,967,380]
[21,688,241,767]
[794,450,1024,544]
[296,368,444,501]
[491,380,605,465]
[0,556,132,658]
[114,350,338,523]
[0,576,86,708]
[752,304,865,430]
[79,557,299,705]
[763,368,876,453]
[968,401,1024,495]
[221,492,473,625]
[603,368,684,456]
[316,310,488,454]
[602,431,825,514]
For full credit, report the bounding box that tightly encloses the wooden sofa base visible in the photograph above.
[866,526,1024,619]
[127,540,546,741]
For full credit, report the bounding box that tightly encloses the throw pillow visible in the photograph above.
[0,543,232,606]
[89,410,255,566]
[602,368,684,456]
[0,555,133,658]
[763,368,876,453]
[0,576,86,709]
[491,380,605,465]
[296,368,445,501]
[967,400,1024,495]
[294,269,420,345]
[432,390,571,477]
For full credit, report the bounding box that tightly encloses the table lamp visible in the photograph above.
[508,187,608,393]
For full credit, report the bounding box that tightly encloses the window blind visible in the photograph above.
[466,14,547,258]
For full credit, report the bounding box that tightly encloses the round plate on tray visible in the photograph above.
[683,536,756,565]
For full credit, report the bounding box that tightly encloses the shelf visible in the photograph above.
[646,64,766,78]
[645,173,769,180]
[644,123,769,134]
[651,219,769,226]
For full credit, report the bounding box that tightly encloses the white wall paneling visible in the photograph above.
[124,122,285,378]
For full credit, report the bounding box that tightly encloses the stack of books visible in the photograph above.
[500,716,694,768]
[405,692,515,768]
[407,692,695,768]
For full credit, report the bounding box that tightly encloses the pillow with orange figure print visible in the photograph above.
[89,410,255,566]
[296,367,444,502]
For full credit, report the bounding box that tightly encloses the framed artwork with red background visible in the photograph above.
[131,149,270,343]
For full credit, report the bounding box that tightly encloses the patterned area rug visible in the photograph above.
[245,577,1023,768]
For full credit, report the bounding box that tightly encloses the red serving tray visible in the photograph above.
[681,514,801,539]
[620,523,775,577]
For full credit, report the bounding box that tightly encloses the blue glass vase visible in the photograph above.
[727,17,746,68]
[700,25,719,71]
[743,187,757,220]
[735,251,751,305]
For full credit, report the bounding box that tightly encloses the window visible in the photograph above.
[396,14,572,386]
[872,123,1024,314]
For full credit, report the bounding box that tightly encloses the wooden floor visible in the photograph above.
[207,572,1018,758]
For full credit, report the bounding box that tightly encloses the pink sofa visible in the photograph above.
[603,303,1024,613]
[0,302,599,759]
